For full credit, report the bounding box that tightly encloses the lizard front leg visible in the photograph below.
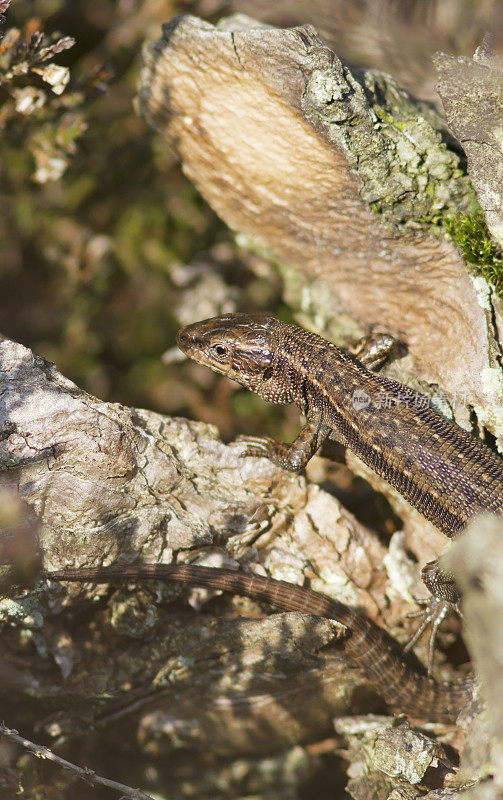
[234,335,398,473]
[237,410,330,472]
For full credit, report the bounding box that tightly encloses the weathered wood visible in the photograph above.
[444,516,503,789]
[1,335,402,758]
[4,330,500,795]
[435,41,503,250]
[138,14,503,450]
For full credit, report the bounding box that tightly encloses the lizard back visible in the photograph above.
[273,325,503,535]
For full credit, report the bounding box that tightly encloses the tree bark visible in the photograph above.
[435,41,503,249]
[0,336,399,784]
[0,330,498,796]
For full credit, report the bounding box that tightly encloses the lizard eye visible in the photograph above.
[211,344,228,359]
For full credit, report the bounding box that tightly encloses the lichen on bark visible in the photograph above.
[303,56,477,225]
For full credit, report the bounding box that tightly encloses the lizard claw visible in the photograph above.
[235,434,276,459]
[404,598,454,675]
[234,435,307,471]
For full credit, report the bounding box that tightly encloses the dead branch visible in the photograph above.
[0,723,156,800]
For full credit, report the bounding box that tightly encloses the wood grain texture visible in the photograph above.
[138,15,501,430]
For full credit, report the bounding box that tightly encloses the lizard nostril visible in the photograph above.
[176,329,190,349]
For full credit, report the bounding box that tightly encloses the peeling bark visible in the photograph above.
[435,41,503,249]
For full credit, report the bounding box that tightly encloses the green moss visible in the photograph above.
[444,212,503,295]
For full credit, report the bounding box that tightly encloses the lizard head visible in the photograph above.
[176,313,292,403]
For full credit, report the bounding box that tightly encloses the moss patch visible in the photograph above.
[444,212,503,296]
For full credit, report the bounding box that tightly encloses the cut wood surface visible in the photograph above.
[138,14,503,446]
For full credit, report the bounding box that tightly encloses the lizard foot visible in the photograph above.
[404,597,458,675]
[235,435,308,471]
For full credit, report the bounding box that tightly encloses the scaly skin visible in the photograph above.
[176,313,503,533]
[47,313,502,723]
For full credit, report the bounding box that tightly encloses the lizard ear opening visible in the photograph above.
[263,366,274,380]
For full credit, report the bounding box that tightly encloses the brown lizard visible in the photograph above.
[174,313,503,668]
[45,312,503,723]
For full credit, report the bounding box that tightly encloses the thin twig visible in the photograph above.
[0,722,156,800]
